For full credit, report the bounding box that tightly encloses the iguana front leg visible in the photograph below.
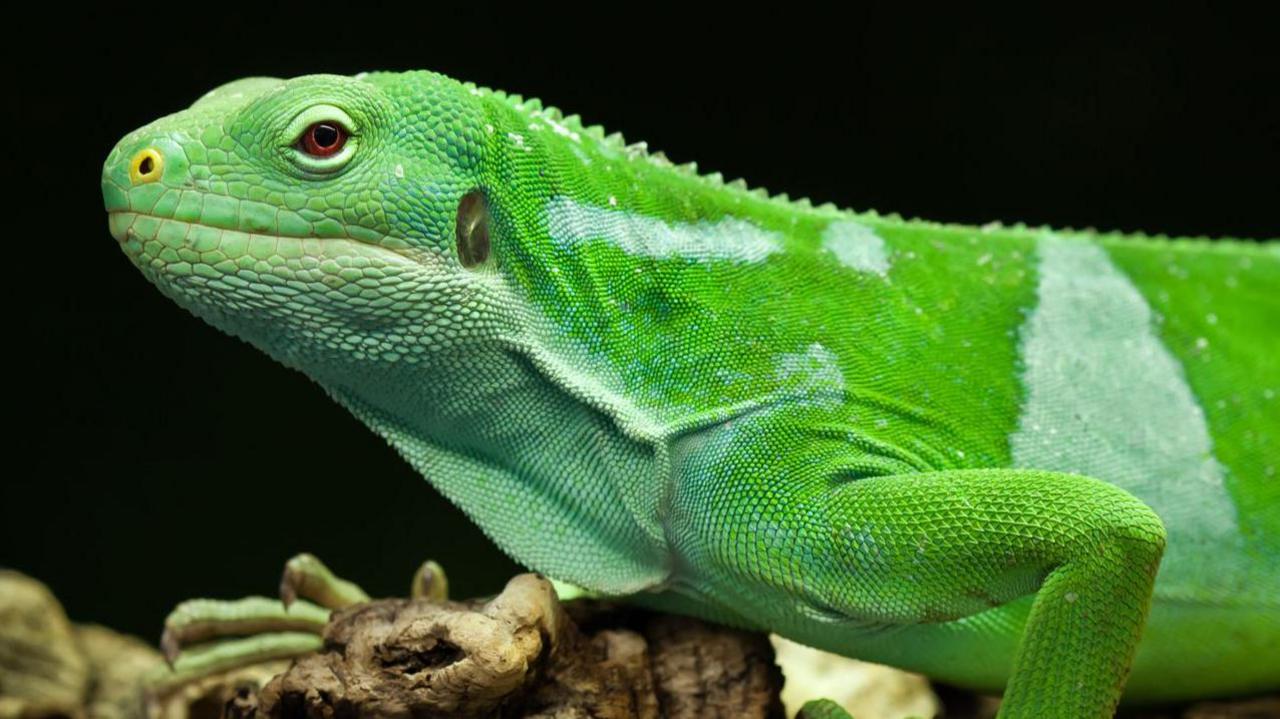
[672,419,1167,719]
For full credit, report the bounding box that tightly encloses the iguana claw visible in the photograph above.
[411,558,449,601]
[278,552,370,610]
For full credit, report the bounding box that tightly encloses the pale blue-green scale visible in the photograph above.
[821,219,891,276]
[1010,234,1246,602]
[805,222,1036,473]
[774,343,848,411]
[546,196,783,263]
[531,196,876,425]
[506,108,1024,442]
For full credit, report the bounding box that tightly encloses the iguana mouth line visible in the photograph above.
[107,210,426,266]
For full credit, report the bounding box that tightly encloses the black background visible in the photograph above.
[6,8,1277,639]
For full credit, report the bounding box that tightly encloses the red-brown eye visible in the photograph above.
[299,122,347,157]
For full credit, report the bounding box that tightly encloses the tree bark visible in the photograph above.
[248,574,785,719]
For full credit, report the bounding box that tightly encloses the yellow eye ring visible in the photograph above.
[129,147,164,185]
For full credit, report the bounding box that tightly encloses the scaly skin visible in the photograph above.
[102,71,1279,718]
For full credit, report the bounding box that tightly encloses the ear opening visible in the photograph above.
[455,190,491,268]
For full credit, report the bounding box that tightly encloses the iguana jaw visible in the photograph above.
[104,205,473,373]
[107,210,429,270]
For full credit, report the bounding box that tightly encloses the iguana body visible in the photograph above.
[101,71,1279,718]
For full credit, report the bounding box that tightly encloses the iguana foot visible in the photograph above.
[151,596,329,690]
[147,553,450,692]
[796,698,856,719]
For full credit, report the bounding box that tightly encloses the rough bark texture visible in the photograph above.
[249,574,785,719]
[2,568,1278,719]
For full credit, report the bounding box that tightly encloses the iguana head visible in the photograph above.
[103,72,684,591]
[102,71,507,375]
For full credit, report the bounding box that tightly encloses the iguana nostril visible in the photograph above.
[129,147,164,185]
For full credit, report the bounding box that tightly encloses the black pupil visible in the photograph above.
[313,124,340,148]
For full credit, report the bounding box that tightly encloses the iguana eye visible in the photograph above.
[282,106,358,175]
[299,122,348,157]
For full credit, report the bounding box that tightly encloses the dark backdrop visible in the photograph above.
[6,8,1277,639]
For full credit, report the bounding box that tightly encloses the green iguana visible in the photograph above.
[101,70,1279,718]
